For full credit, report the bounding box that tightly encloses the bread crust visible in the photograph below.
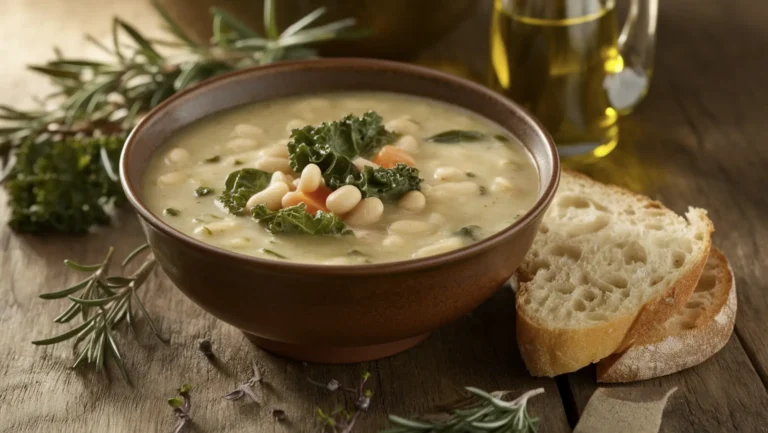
[596,248,736,382]
[515,170,714,377]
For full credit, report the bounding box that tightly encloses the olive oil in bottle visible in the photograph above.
[490,0,630,158]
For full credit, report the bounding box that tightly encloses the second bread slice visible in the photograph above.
[596,248,736,382]
[516,171,713,376]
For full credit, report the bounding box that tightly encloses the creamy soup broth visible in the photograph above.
[142,92,539,264]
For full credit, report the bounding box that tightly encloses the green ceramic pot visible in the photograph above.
[157,0,481,59]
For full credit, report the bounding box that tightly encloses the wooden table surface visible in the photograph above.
[2,1,768,432]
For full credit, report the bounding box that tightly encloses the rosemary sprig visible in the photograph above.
[1,0,366,233]
[31,245,164,384]
[381,387,544,433]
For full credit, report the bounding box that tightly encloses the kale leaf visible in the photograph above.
[251,203,352,235]
[218,168,270,215]
[455,225,482,241]
[347,164,422,200]
[287,112,420,200]
[4,135,125,234]
[288,111,397,188]
[289,111,397,160]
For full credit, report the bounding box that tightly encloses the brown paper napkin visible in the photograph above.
[574,387,677,433]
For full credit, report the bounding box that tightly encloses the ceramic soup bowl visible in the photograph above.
[120,59,559,363]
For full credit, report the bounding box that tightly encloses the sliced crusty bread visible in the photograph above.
[596,248,736,382]
[515,170,714,376]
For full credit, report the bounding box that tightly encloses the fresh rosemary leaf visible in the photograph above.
[31,318,95,345]
[115,18,163,64]
[121,243,150,268]
[264,0,279,40]
[203,155,221,163]
[150,0,198,49]
[164,208,181,217]
[63,260,103,272]
[427,130,487,143]
[39,279,91,300]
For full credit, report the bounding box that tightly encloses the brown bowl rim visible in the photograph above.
[120,58,560,276]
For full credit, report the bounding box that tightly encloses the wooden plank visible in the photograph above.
[567,337,768,433]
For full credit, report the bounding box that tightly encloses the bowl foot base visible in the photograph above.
[243,332,430,364]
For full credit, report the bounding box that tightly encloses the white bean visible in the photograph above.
[352,157,379,171]
[427,181,481,198]
[412,237,466,258]
[254,156,292,173]
[194,219,236,236]
[164,148,191,166]
[157,171,187,186]
[246,182,290,211]
[271,171,295,189]
[490,176,514,192]
[398,190,426,213]
[382,234,405,248]
[286,118,307,132]
[395,135,419,153]
[233,124,264,138]
[227,138,259,152]
[260,144,290,158]
[292,178,301,188]
[228,237,250,248]
[326,185,362,214]
[385,116,420,135]
[427,212,447,225]
[298,164,322,193]
[434,167,466,182]
[344,197,383,227]
[388,220,438,235]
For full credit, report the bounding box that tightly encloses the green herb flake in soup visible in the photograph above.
[142,92,539,264]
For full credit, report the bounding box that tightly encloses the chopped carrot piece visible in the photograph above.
[281,185,332,215]
[372,145,416,169]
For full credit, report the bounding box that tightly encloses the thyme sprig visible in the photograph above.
[1,0,366,233]
[224,363,264,404]
[168,384,193,433]
[313,372,374,433]
[31,244,163,384]
[382,387,544,433]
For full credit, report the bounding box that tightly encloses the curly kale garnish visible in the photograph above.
[251,203,352,236]
[218,168,271,215]
[347,164,422,201]
[288,111,397,162]
[287,112,420,200]
[4,135,125,234]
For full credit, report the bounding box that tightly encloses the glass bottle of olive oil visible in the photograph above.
[490,0,657,159]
